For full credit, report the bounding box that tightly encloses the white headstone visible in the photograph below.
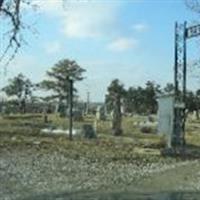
[157,94,174,148]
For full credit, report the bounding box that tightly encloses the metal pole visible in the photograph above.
[174,22,178,99]
[173,22,178,146]
[182,21,187,146]
[69,78,73,140]
[183,21,187,103]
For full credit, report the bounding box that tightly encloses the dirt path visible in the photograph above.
[135,160,200,192]
[20,160,200,200]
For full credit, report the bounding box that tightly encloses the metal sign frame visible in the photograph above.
[186,24,200,38]
[173,21,200,147]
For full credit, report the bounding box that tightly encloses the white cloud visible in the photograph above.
[33,0,120,38]
[132,23,149,32]
[107,37,139,52]
[44,41,62,54]
[62,2,119,38]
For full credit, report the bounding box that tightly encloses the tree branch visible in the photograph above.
[0,0,22,66]
[185,0,200,14]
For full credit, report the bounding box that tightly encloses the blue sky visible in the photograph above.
[1,0,200,102]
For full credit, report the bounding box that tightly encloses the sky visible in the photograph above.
[1,0,200,102]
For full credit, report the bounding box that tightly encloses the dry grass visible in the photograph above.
[0,113,200,161]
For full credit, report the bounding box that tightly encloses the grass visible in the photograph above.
[0,113,200,162]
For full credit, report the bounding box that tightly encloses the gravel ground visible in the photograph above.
[0,145,199,200]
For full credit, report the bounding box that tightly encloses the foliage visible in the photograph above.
[40,59,86,102]
[163,83,174,94]
[105,79,125,136]
[185,0,200,14]
[185,90,200,119]
[123,81,161,114]
[105,79,126,113]
[2,73,33,98]
[2,73,34,113]
[143,81,161,113]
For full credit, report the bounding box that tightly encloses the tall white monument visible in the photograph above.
[157,94,174,148]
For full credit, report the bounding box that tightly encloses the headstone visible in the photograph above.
[65,108,83,121]
[111,95,123,136]
[1,105,6,115]
[81,124,96,139]
[93,119,97,133]
[43,107,48,123]
[157,94,174,148]
[73,109,83,121]
[96,106,106,121]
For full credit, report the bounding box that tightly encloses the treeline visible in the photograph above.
[105,79,200,117]
[1,59,86,115]
[2,57,200,118]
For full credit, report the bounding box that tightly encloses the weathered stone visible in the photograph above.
[81,124,96,139]
[111,95,123,136]
[96,106,106,121]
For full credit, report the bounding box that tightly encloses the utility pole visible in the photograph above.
[69,78,73,140]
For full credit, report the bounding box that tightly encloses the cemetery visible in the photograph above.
[1,24,200,198]
[2,1,200,200]
[1,22,200,200]
[1,103,200,199]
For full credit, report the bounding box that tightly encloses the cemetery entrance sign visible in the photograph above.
[173,21,200,147]
[186,24,200,38]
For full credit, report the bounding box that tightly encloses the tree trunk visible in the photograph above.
[112,95,123,136]
[19,99,26,114]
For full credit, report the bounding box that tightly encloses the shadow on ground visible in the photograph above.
[161,143,200,160]
[19,191,200,200]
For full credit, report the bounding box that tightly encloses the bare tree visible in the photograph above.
[0,0,26,65]
[0,0,67,65]
[185,0,200,14]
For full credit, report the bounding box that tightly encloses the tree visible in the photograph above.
[144,81,161,114]
[124,86,146,114]
[185,90,200,119]
[0,0,67,65]
[105,79,125,136]
[186,91,196,113]
[195,89,200,119]
[105,79,126,113]
[185,0,200,14]
[124,87,137,114]
[0,0,30,64]
[2,73,34,113]
[123,81,161,115]
[163,83,174,94]
[184,90,200,119]
[40,59,86,116]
